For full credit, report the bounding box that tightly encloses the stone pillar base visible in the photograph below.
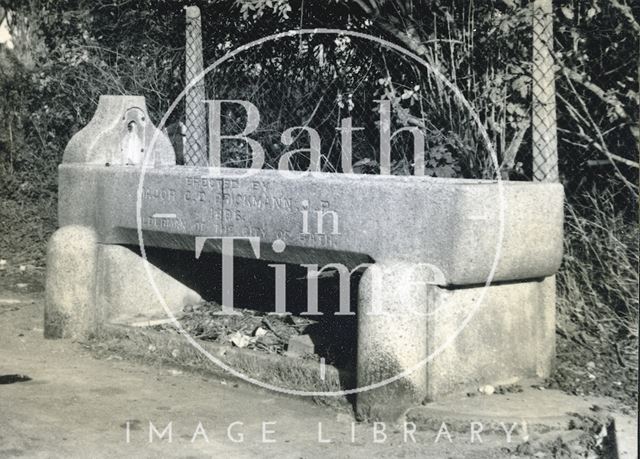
[45,226,99,339]
[356,266,555,421]
[96,244,202,324]
[425,276,555,400]
[45,227,202,338]
[356,262,429,422]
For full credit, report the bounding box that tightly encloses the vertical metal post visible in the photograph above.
[184,6,208,166]
[531,0,559,182]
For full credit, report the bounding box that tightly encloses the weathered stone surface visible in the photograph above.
[52,109,565,421]
[356,274,556,421]
[611,414,638,459]
[356,262,430,422]
[57,165,564,286]
[96,245,202,324]
[64,95,175,166]
[45,225,98,339]
[424,276,556,400]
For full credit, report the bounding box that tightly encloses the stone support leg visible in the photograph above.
[356,262,429,422]
[45,226,98,339]
[96,245,202,324]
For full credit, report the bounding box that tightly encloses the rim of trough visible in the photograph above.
[135,28,506,397]
[134,165,524,185]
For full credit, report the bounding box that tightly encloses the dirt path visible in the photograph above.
[1,288,518,458]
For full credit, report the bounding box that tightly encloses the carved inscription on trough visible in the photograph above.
[139,174,342,248]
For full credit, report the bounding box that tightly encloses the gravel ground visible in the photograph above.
[1,263,637,411]
[162,298,638,410]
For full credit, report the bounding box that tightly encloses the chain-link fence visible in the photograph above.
[183,2,559,183]
[184,6,207,167]
[531,0,559,183]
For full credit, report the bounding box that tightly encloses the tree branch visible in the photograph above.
[561,65,630,122]
[609,0,640,35]
[559,90,639,169]
[563,73,638,196]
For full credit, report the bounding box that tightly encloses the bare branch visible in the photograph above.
[610,0,640,35]
[561,65,630,122]
[558,92,639,169]
[563,73,638,196]
[500,122,528,170]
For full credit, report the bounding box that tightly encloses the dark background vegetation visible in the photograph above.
[0,0,637,405]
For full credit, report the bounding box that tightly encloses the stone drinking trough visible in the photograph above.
[45,96,564,421]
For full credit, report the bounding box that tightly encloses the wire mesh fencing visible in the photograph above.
[531,0,559,183]
[182,4,559,183]
[184,5,208,167]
